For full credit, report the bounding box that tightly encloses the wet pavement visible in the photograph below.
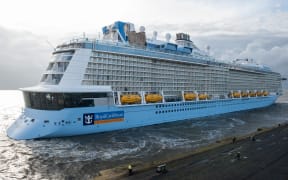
[120,124,288,180]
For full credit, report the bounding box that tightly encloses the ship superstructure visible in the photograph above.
[7,21,282,140]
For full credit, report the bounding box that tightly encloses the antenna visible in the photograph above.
[152,31,157,40]
[206,45,210,55]
[165,33,171,42]
[46,40,56,51]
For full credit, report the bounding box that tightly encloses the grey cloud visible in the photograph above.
[237,40,288,74]
[195,35,288,89]
[148,12,288,37]
[146,12,288,81]
[194,34,288,74]
[0,26,50,89]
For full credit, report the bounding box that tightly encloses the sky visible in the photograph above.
[0,0,287,89]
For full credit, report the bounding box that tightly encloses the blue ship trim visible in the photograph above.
[94,42,209,65]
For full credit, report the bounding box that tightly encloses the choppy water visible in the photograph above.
[0,90,288,179]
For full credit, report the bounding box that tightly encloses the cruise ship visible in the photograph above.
[7,21,282,140]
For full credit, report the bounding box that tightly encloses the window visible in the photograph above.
[23,92,110,110]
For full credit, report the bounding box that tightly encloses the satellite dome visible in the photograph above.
[139,26,145,32]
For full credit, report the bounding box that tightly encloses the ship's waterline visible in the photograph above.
[7,21,282,140]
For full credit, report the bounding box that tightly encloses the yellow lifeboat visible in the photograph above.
[263,91,269,96]
[145,94,163,103]
[249,91,256,97]
[198,94,208,100]
[241,91,248,97]
[256,91,262,96]
[233,92,241,98]
[184,93,197,101]
[121,94,141,104]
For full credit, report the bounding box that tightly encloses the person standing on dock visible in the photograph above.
[128,164,133,176]
[232,137,237,144]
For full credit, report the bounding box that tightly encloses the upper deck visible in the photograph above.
[56,38,273,75]
[55,20,273,74]
[24,21,282,98]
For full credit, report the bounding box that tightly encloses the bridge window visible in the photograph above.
[23,92,109,110]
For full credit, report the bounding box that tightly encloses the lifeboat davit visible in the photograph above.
[145,94,163,103]
[198,94,208,100]
[121,94,141,104]
[184,93,197,101]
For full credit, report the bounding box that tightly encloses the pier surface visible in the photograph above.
[97,123,288,180]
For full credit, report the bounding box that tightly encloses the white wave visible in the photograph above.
[230,118,246,125]
[203,129,223,141]
[229,122,235,128]
[146,133,193,150]
[101,146,141,160]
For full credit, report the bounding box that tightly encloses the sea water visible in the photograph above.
[0,90,287,179]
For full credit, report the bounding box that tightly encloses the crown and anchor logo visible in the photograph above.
[83,114,94,125]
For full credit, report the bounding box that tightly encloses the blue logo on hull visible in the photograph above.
[83,113,94,125]
[83,111,124,125]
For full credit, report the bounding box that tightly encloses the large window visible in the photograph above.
[52,50,74,61]
[23,92,109,110]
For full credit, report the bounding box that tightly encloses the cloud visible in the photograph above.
[0,26,50,89]
[145,10,288,80]
[0,1,288,89]
[191,34,288,75]
[148,11,288,37]
[238,40,288,75]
